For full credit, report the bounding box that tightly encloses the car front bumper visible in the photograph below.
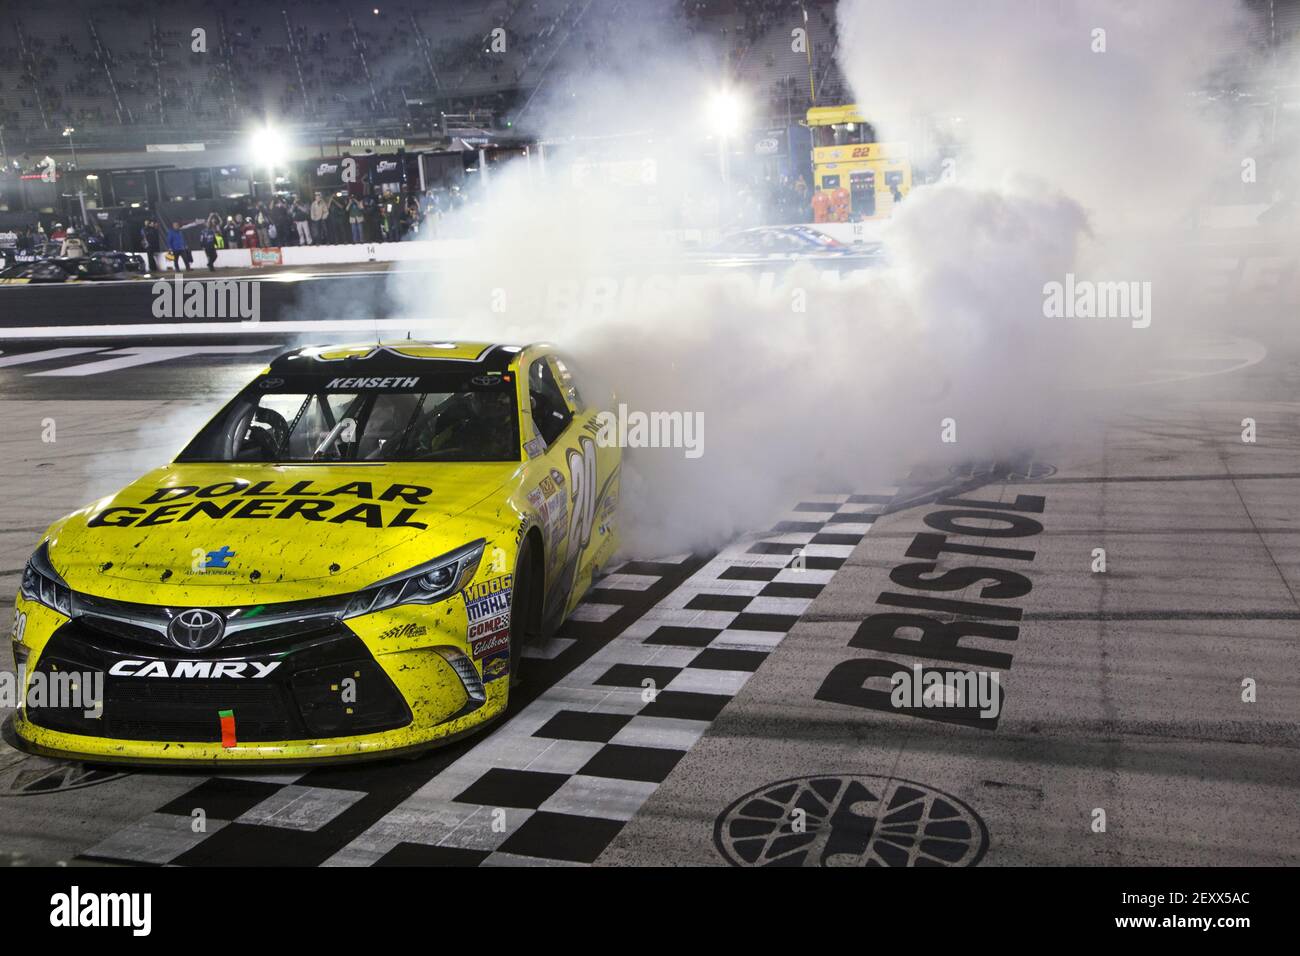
[9,592,509,764]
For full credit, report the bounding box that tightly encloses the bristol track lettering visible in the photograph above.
[815,493,1046,730]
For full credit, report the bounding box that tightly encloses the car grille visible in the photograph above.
[26,620,413,743]
[70,590,347,652]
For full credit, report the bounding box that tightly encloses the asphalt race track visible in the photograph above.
[0,262,429,330]
[1,265,1297,868]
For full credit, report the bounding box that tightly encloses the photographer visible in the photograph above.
[199,220,219,271]
[165,220,201,271]
[310,191,329,244]
[292,196,311,245]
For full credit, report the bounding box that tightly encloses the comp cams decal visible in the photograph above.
[815,493,1045,730]
[87,480,434,530]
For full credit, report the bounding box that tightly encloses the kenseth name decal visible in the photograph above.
[325,376,420,388]
[816,493,1046,729]
[87,480,433,530]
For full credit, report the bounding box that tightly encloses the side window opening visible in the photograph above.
[552,355,584,410]
[529,357,572,445]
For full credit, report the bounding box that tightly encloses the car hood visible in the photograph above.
[46,461,521,601]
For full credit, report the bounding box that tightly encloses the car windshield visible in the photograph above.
[178,370,520,463]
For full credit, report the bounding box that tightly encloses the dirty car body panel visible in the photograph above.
[10,341,620,764]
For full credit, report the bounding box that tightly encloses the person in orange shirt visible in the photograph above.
[811,189,832,223]
[831,186,851,223]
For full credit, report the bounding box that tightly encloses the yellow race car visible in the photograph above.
[10,341,620,764]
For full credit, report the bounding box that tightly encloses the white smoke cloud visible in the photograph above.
[373,0,1275,557]
[837,0,1255,228]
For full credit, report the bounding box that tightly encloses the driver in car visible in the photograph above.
[415,391,516,461]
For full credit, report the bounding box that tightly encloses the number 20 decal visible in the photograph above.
[567,436,598,552]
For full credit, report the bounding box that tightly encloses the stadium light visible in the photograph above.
[706,88,746,136]
[62,126,78,167]
[249,125,288,198]
[706,87,746,192]
[249,125,288,170]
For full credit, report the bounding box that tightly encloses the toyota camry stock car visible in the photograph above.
[10,342,620,763]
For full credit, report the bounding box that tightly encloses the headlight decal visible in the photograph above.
[342,539,485,619]
[20,542,72,616]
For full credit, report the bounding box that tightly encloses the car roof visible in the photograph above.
[270,341,534,375]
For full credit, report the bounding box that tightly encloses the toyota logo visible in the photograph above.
[167,608,226,651]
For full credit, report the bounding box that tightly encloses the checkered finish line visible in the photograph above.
[79,492,893,867]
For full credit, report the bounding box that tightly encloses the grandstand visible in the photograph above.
[5,0,1295,157]
[0,0,1297,233]
[0,1,861,152]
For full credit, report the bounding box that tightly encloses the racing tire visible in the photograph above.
[509,535,541,686]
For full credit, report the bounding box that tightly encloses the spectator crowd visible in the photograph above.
[131,186,446,270]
